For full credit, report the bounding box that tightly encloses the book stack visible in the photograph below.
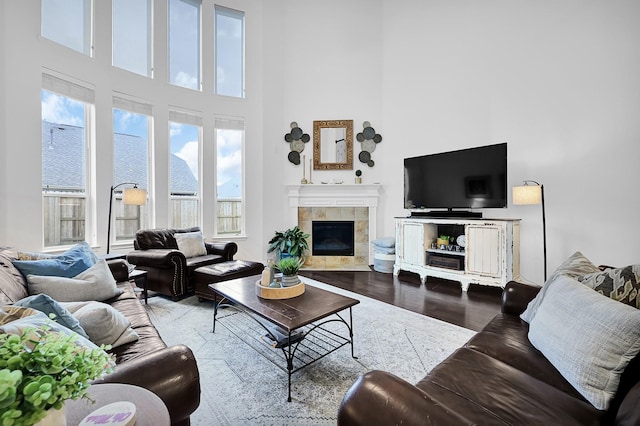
[262,326,305,348]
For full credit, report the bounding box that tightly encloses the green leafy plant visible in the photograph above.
[0,322,115,426]
[267,226,309,260]
[275,257,302,276]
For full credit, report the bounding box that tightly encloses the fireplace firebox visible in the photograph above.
[312,221,355,256]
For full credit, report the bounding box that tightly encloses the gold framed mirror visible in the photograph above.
[313,120,353,170]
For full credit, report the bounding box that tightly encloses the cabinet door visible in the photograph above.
[402,223,425,266]
[466,225,502,277]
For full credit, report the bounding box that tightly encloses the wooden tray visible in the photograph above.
[256,280,305,299]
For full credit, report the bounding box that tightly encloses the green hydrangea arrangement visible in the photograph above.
[0,322,115,426]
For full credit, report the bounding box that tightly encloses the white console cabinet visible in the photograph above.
[394,217,520,291]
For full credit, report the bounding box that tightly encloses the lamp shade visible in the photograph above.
[512,185,542,205]
[122,187,147,205]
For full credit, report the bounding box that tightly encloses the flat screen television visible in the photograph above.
[404,143,507,217]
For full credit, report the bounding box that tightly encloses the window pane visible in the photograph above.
[113,109,149,241]
[216,128,243,235]
[41,0,92,55]
[113,0,152,76]
[169,0,201,90]
[170,122,200,228]
[41,90,87,247]
[215,6,244,98]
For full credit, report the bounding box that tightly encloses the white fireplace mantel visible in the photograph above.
[286,184,383,264]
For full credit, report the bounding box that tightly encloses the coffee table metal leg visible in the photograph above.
[287,338,293,402]
[349,307,357,359]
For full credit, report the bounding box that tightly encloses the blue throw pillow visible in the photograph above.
[12,241,97,278]
[14,294,89,339]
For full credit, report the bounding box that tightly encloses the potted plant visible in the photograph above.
[0,321,115,426]
[355,170,362,184]
[267,226,309,261]
[436,235,450,247]
[275,257,303,287]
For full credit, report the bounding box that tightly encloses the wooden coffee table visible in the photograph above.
[210,275,360,402]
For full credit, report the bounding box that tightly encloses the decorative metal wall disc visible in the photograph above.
[357,121,382,167]
[285,121,308,164]
[288,151,300,165]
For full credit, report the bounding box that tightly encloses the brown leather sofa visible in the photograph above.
[127,227,237,300]
[0,248,200,426]
[338,281,640,425]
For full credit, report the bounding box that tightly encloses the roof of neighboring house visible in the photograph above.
[42,121,198,194]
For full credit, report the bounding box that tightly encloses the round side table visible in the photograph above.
[65,383,170,426]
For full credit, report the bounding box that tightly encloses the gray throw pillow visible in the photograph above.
[63,301,139,348]
[27,259,123,302]
[175,231,207,258]
[521,251,600,323]
[528,275,640,410]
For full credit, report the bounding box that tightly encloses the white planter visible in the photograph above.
[281,275,300,287]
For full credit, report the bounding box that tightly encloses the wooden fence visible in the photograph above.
[43,193,242,247]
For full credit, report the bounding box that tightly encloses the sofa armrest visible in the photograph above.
[501,281,542,315]
[94,345,200,425]
[616,380,640,426]
[106,259,130,282]
[337,370,470,425]
[205,241,237,261]
[127,249,186,269]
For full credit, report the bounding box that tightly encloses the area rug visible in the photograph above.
[145,276,476,425]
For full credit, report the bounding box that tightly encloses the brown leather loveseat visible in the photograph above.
[338,281,640,425]
[127,227,237,300]
[0,248,200,426]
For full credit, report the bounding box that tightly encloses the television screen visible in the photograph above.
[404,143,507,211]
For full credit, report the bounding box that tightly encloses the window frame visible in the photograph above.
[112,0,154,77]
[41,0,94,56]
[214,117,245,237]
[168,0,203,91]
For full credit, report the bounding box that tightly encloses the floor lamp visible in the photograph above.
[512,180,546,281]
[107,183,147,254]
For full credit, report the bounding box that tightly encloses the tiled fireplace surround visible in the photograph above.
[286,184,382,270]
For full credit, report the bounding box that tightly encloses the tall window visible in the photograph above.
[113,99,151,243]
[113,0,152,77]
[169,112,202,228]
[169,0,201,90]
[41,75,94,247]
[215,6,244,98]
[215,118,244,236]
[41,0,92,56]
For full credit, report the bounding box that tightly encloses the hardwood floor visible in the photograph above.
[302,269,503,332]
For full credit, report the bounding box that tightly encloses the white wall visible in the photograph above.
[0,0,266,262]
[262,0,640,284]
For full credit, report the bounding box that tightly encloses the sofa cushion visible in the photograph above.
[175,231,207,258]
[134,227,202,250]
[14,294,89,338]
[528,275,640,410]
[578,264,640,309]
[521,251,600,323]
[63,301,139,348]
[417,348,602,425]
[12,241,98,278]
[27,259,123,302]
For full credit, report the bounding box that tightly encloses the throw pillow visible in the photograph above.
[0,307,98,350]
[579,265,640,309]
[0,305,40,324]
[528,275,640,410]
[64,301,139,348]
[175,231,207,258]
[14,294,89,338]
[520,251,601,323]
[12,241,98,278]
[26,259,123,302]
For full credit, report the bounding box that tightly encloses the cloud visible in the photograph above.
[170,122,183,137]
[174,71,198,90]
[41,92,83,126]
[175,140,199,178]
